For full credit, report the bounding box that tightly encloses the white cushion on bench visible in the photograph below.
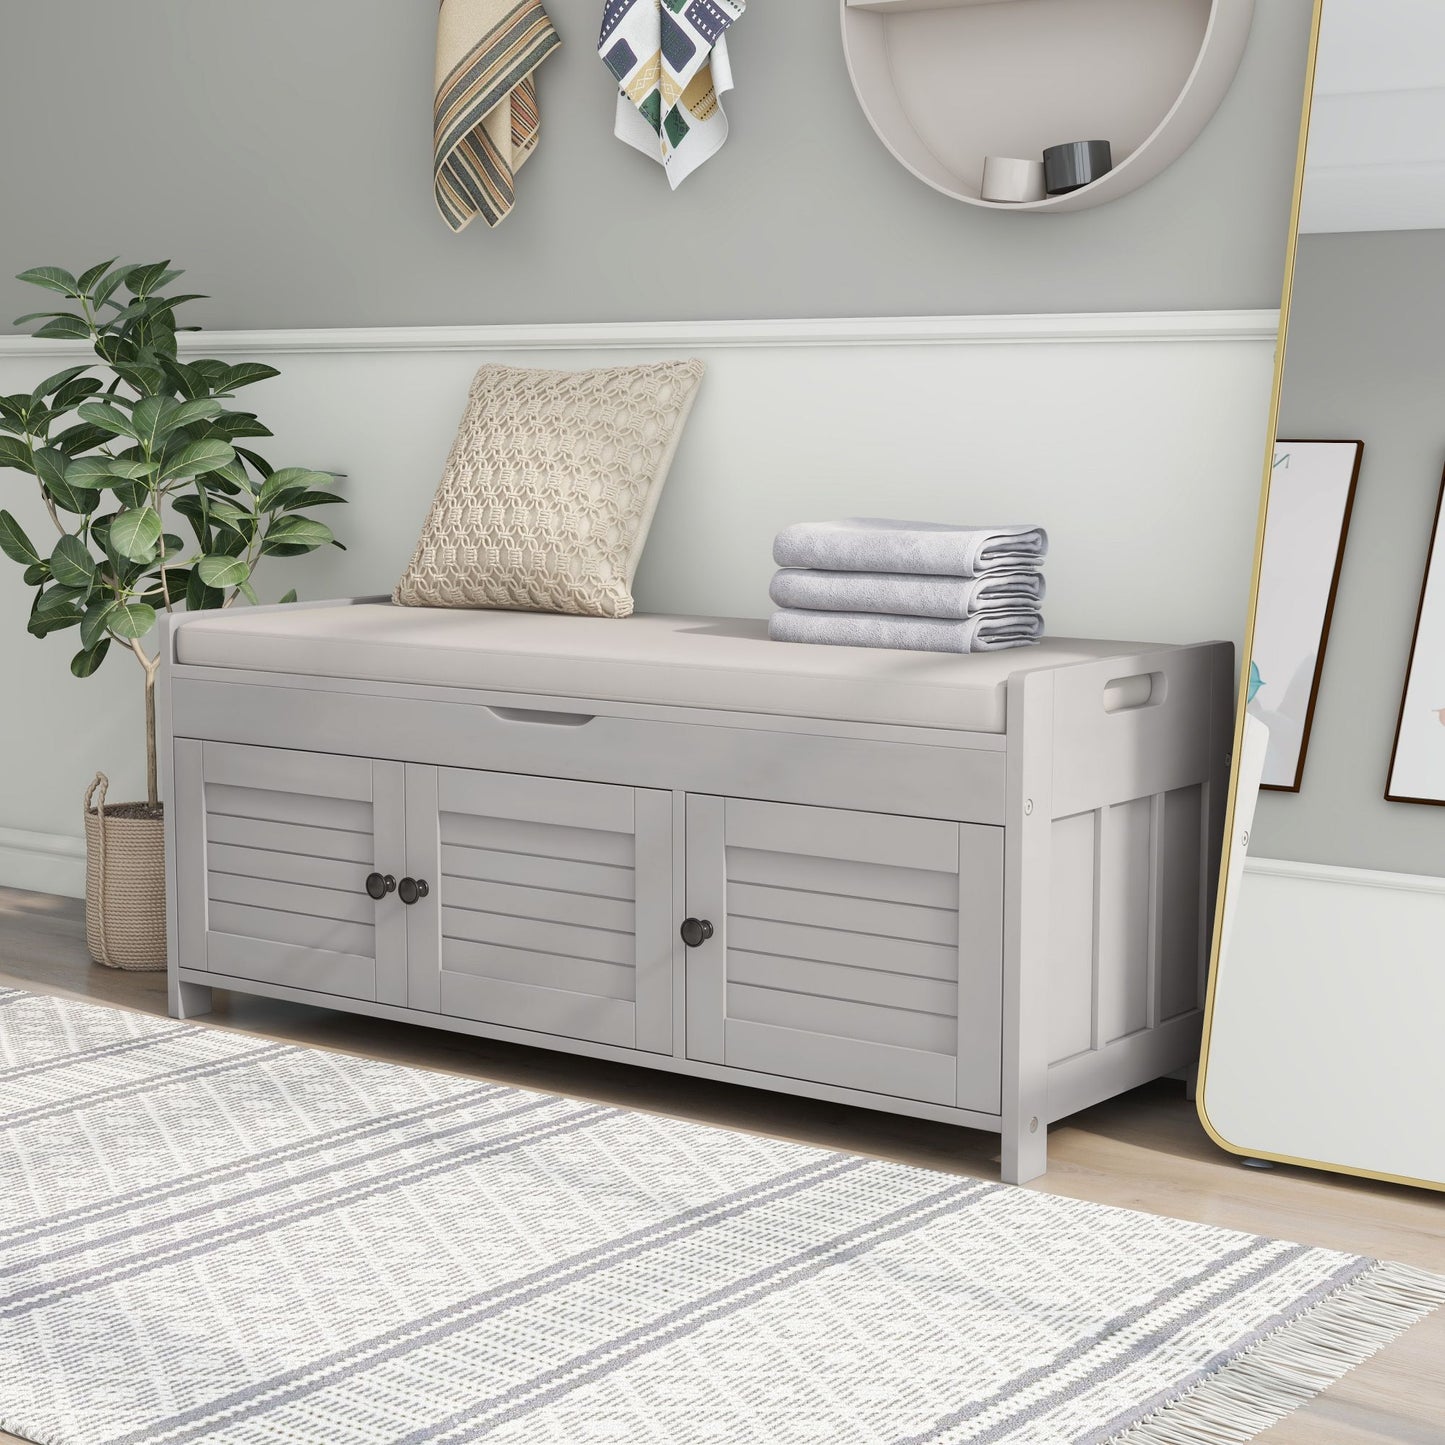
[174,603,1151,734]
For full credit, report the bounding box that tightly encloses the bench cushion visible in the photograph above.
[173,604,1153,734]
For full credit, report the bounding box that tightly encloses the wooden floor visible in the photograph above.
[1,886,1441,1445]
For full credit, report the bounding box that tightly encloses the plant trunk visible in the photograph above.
[144,664,158,808]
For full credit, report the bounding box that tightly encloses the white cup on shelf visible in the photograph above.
[980,156,1046,204]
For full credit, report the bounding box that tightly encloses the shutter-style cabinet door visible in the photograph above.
[174,740,407,1003]
[406,766,674,1053]
[685,796,1003,1112]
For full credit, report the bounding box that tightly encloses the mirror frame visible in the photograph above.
[1194,0,1445,1194]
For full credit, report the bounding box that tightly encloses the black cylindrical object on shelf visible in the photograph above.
[1043,140,1113,195]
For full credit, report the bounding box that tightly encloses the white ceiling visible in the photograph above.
[1301,0,1445,233]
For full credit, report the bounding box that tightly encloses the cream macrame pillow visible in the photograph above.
[394,359,705,618]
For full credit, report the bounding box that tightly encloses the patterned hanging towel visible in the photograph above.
[434,0,561,231]
[599,0,746,188]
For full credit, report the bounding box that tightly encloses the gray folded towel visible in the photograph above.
[768,608,1045,654]
[769,567,1044,619]
[773,519,1048,577]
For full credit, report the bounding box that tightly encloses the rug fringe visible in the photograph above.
[1110,1261,1445,1445]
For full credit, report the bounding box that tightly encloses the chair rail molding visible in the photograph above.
[0,310,1279,360]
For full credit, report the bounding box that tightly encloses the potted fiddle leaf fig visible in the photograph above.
[0,259,345,970]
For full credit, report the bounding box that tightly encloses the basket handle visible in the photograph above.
[85,771,109,818]
[84,772,113,967]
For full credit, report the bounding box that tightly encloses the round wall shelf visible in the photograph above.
[841,0,1255,213]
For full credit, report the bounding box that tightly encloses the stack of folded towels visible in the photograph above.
[768,518,1048,654]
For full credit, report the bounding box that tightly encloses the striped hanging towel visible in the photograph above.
[599,0,746,188]
[434,0,561,231]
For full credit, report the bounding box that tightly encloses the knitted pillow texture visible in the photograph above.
[394,360,705,618]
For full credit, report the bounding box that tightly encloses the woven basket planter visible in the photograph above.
[84,773,166,972]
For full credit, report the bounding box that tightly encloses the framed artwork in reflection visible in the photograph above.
[1386,466,1445,805]
[1247,439,1363,792]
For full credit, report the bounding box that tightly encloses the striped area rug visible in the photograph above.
[0,986,1439,1445]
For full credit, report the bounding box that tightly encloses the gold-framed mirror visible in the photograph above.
[1199,0,1445,1192]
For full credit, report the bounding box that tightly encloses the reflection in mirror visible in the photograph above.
[1200,0,1445,1190]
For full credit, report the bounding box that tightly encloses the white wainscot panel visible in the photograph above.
[1202,856,1445,1188]
[0,312,1276,892]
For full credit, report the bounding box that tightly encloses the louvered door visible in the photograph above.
[174,740,406,1003]
[685,797,1003,1112]
[407,767,673,1053]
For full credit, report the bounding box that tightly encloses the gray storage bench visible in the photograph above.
[160,600,1234,1183]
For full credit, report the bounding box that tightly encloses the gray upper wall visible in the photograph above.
[0,0,1311,332]
[1256,229,1445,876]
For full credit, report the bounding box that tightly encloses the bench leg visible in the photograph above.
[169,977,212,1020]
[1001,1109,1047,1186]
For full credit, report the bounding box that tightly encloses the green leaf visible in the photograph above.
[124,261,178,298]
[173,493,210,547]
[80,599,117,649]
[278,589,299,605]
[0,436,34,473]
[160,438,234,481]
[28,606,83,638]
[196,553,250,589]
[12,311,78,326]
[0,510,41,566]
[61,458,110,491]
[50,535,96,589]
[207,499,255,536]
[208,411,272,440]
[109,507,163,563]
[51,376,104,411]
[70,639,111,677]
[32,584,89,623]
[219,362,279,392]
[33,447,72,494]
[34,452,94,516]
[77,258,120,293]
[168,398,223,431]
[210,457,254,491]
[51,422,114,457]
[92,266,135,309]
[129,395,174,452]
[30,366,91,404]
[46,477,94,515]
[257,466,321,508]
[107,459,159,481]
[23,561,49,586]
[106,600,157,641]
[279,489,347,512]
[93,332,137,369]
[136,565,189,608]
[189,359,230,388]
[76,402,139,441]
[235,446,274,481]
[238,579,259,605]
[262,515,333,553]
[184,569,223,612]
[33,315,92,341]
[16,265,80,296]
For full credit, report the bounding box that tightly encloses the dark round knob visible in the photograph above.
[680,917,714,948]
[365,872,395,901]
[398,877,430,906]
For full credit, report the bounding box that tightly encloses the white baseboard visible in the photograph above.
[0,828,86,899]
